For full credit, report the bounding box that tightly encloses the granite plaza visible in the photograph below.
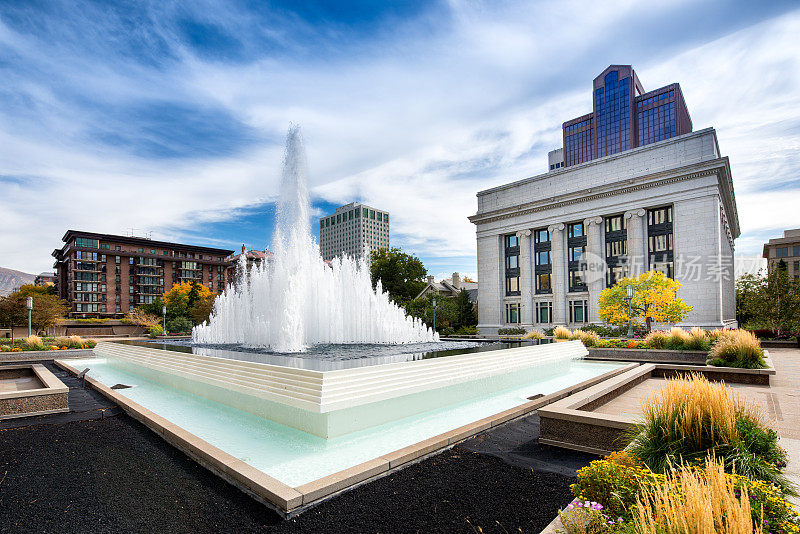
[470,65,739,334]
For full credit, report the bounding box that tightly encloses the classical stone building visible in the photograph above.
[469,66,739,334]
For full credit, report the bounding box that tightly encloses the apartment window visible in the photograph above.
[536,301,553,324]
[115,245,121,251]
[648,206,674,278]
[75,237,99,248]
[505,302,521,324]
[534,228,551,294]
[115,256,120,264]
[504,234,520,296]
[569,300,588,324]
[794,246,799,256]
[776,247,789,258]
[100,244,109,250]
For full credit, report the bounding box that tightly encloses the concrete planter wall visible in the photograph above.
[0,348,94,362]
[538,358,776,454]
[586,347,709,365]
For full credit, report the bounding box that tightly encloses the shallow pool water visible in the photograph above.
[71,357,623,487]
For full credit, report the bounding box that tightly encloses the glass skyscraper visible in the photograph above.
[561,65,692,167]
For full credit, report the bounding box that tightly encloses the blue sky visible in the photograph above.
[1,0,800,279]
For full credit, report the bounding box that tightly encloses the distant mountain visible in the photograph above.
[0,267,36,296]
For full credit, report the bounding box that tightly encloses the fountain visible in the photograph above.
[192,125,437,352]
[55,125,629,514]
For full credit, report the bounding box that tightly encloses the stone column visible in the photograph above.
[516,229,533,326]
[624,209,647,277]
[583,216,604,323]
[548,223,566,325]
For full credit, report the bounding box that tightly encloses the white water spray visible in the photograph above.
[192,125,438,352]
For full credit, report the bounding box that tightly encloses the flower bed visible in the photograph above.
[569,454,799,533]
[561,327,768,370]
[558,374,799,534]
[0,335,97,352]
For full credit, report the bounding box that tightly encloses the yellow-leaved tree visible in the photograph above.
[598,270,692,331]
[162,281,217,326]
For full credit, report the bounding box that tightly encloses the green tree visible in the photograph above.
[454,289,477,329]
[736,269,800,336]
[599,271,692,332]
[405,293,458,333]
[0,284,69,336]
[369,247,427,305]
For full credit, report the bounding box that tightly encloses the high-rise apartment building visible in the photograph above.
[763,229,800,278]
[562,65,692,167]
[470,65,738,333]
[52,230,234,317]
[319,203,390,261]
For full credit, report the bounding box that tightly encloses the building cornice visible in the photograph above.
[469,157,740,239]
[59,230,234,256]
[476,128,718,198]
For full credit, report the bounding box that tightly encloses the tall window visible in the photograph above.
[534,228,551,294]
[567,222,587,292]
[506,302,521,324]
[504,234,520,296]
[605,214,627,287]
[648,206,674,278]
[569,300,588,324]
[536,301,553,324]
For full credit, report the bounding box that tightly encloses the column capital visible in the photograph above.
[623,208,646,220]
[583,216,603,227]
[547,222,565,234]
[516,229,532,238]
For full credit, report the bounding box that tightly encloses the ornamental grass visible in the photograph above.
[522,330,543,340]
[553,325,572,339]
[683,327,711,351]
[643,330,669,349]
[571,329,601,347]
[663,327,691,350]
[23,335,44,349]
[627,373,793,494]
[707,329,766,369]
[633,458,760,534]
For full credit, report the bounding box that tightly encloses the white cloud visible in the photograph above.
[1,1,799,274]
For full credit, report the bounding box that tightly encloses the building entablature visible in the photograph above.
[471,158,737,242]
[475,128,722,206]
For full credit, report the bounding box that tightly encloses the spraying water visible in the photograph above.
[192,125,438,352]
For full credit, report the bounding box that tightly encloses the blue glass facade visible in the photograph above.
[564,117,593,166]
[559,66,692,168]
[637,90,676,146]
[595,71,631,158]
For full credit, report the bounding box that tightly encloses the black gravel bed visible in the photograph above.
[0,361,119,431]
[460,413,599,476]
[0,414,578,533]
